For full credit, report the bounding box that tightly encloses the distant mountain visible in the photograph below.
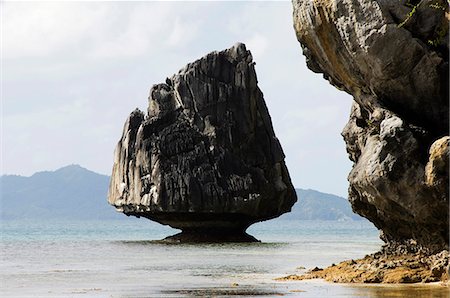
[0,165,122,220]
[0,165,364,221]
[279,189,364,221]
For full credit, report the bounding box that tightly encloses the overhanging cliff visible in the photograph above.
[292,0,449,251]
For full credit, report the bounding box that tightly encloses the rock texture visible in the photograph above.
[292,0,449,252]
[279,249,449,283]
[108,43,297,241]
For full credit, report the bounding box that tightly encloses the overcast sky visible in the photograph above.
[2,1,353,197]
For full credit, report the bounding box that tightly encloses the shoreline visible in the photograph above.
[277,250,449,284]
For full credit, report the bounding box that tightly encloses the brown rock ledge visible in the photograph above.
[277,250,449,284]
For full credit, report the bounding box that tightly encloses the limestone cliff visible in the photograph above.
[108,43,297,241]
[292,0,449,251]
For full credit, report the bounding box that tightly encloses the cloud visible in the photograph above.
[2,98,92,174]
[88,4,175,59]
[2,95,124,176]
[244,34,268,60]
[167,17,201,47]
[3,98,91,136]
[3,2,105,58]
[3,2,178,60]
[278,105,342,143]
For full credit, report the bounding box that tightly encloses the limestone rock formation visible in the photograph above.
[292,0,449,251]
[108,43,297,242]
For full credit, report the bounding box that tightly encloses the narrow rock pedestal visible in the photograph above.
[163,229,259,243]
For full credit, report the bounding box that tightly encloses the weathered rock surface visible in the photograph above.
[108,43,297,241]
[279,249,449,283]
[292,0,449,252]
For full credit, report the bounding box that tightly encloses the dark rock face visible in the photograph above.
[292,0,449,251]
[108,43,297,241]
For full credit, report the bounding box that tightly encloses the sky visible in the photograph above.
[2,1,354,197]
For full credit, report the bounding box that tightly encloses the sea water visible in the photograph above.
[1,219,448,297]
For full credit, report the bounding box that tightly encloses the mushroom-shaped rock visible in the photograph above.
[108,43,297,242]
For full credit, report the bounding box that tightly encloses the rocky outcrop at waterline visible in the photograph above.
[279,248,449,283]
[108,43,297,242]
[291,0,449,283]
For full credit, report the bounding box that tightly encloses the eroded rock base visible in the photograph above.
[162,229,259,243]
[279,250,449,284]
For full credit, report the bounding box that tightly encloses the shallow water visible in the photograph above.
[1,219,448,297]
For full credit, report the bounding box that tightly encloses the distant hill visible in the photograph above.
[279,189,364,221]
[0,165,364,221]
[0,165,122,220]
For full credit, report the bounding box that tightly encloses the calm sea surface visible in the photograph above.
[1,219,448,297]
